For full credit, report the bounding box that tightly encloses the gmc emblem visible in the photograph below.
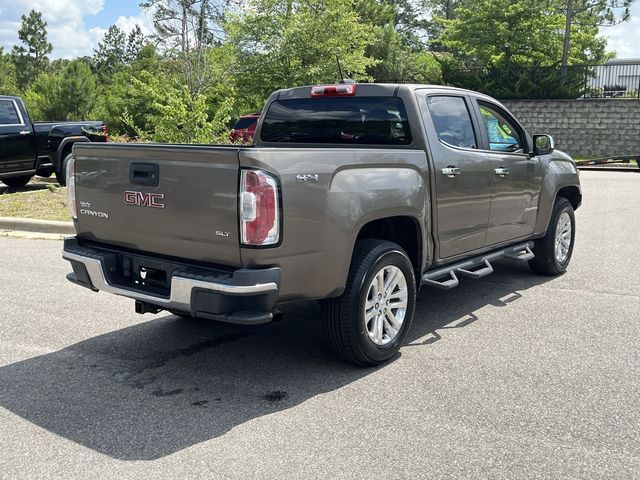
[124,191,165,209]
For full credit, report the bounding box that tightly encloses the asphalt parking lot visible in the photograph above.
[1,171,638,479]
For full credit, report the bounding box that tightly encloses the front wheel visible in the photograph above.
[2,175,33,188]
[529,197,576,276]
[321,240,417,366]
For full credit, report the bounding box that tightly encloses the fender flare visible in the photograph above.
[55,136,90,171]
[534,158,581,236]
[327,166,428,291]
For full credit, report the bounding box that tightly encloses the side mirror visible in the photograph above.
[533,134,554,156]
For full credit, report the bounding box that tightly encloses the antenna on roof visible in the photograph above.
[336,56,355,85]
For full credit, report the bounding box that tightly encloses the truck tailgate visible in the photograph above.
[73,143,242,267]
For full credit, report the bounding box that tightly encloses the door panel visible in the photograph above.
[474,100,543,245]
[487,152,542,244]
[418,93,492,259]
[0,99,36,174]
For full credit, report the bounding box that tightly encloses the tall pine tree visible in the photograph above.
[93,25,127,79]
[11,10,53,90]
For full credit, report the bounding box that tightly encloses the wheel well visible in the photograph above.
[557,185,581,210]
[355,216,422,277]
[58,143,74,171]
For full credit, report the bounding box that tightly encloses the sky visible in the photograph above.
[0,0,639,60]
[0,0,153,59]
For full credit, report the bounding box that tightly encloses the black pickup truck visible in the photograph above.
[0,95,107,188]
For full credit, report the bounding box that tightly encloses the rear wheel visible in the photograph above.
[529,197,575,276]
[321,239,417,366]
[56,153,73,186]
[2,175,33,188]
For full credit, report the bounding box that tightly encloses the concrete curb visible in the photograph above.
[0,217,74,235]
[577,165,640,172]
[0,230,66,241]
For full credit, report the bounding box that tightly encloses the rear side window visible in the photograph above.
[426,96,477,149]
[260,97,411,145]
[234,117,258,129]
[0,100,21,125]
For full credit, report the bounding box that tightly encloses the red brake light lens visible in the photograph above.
[311,84,357,97]
[240,169,280,246]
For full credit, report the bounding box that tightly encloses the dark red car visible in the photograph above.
[230,113,260,143]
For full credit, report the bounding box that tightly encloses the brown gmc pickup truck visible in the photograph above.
[63,83,581,365]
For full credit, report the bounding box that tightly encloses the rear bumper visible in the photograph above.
[62,237,280,325]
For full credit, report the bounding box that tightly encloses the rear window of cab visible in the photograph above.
[260,96,412,145]
[233,117,258,130]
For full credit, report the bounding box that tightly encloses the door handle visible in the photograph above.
[19,130,31,135]
[494,167,510,177]
[130,162,159,187]
[441,167,461,178]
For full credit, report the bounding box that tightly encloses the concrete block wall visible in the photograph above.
[500,100,640,158]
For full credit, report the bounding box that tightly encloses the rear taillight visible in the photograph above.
[99,124,108,141]
[239,169,280,246]
[66,156,77,219]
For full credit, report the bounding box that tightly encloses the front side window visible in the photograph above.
[425,96,477,149]
[0,100,21,125]
[478,102,523,152]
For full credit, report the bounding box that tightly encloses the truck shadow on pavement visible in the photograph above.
[0,260,553,460]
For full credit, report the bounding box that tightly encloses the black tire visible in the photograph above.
[56,153,73,186]
[529,197,575,276]
[2,175,33,188]
[321,239,417,366]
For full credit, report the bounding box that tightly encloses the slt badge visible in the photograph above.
[296,174,319,182]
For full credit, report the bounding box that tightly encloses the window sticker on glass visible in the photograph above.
[479,105,521,152]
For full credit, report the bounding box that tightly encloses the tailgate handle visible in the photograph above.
[130,163,159,187]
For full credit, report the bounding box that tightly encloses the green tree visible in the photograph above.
[91,45,166,136]
[142,0,226,96]
[0,47,18,94]
[93,25,127,79]
[11,10,53,90]
[23,73,64,120]
[227,0,375,109]
[91,43,235,142]
[366,25,443,82]
[24,60,97,120]
[435,0,609,67]
[429,0,465,19]
[354,0,443,83]
[125,25,146,62]
[59,61,97,119]
[356,0,430,43]
[560,0,633,70]
[424,0,465,48]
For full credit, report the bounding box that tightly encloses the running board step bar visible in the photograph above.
[422,242,534,290]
